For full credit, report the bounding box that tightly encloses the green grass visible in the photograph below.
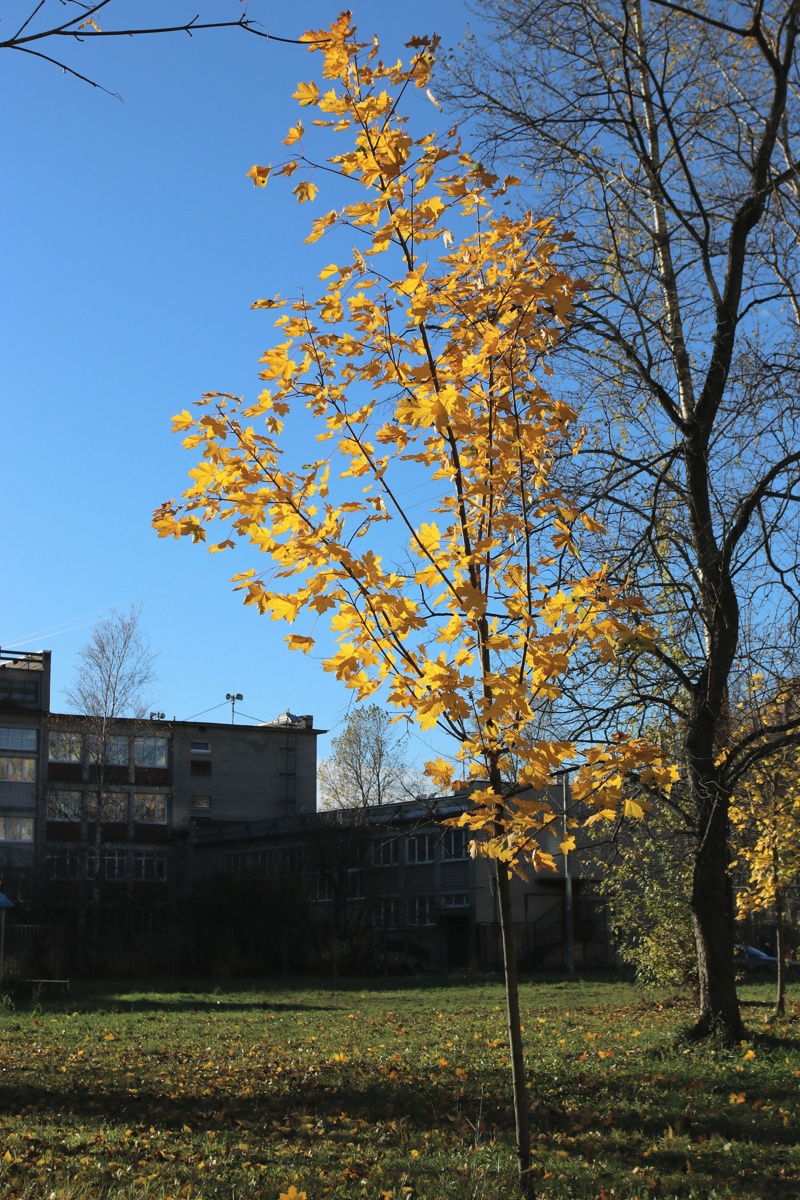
[0,975,797,1199]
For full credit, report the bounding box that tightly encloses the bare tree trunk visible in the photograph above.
[495,859,535,1199]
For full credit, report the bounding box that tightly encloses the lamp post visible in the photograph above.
[226,692,243,724]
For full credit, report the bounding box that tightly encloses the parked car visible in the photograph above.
[734,944,799,974]
[735,944,778,972]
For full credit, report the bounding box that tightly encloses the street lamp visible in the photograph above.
[226,692,243,724]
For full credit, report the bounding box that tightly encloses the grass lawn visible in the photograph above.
[0,974,797,1199]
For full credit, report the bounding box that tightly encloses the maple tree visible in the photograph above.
[154,15,674,1195]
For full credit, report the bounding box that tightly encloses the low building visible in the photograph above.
[0,647,614,977]
[189,788,615,976]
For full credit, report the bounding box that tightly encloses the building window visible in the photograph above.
[88,792,128,822]
[441,893,470,909]
[0,817,34,842]
[47,790,82,821]
[48,732,82,763]
[0,756,36,783]
[375,897,400,928]
[315,872,334,902]
[0,728,37,752]
[0,679,39,706]
[374,836,399,866]
[190,760,212,776]
[133,738,168,768]
[223,850,271,876]
[279,847,299,875]
[347,869,366,900]
[102,850,127,881]
[191,794,212,810]
[133,793,167,824]
[223,852,243,876]
[408,896,435,927]
[407,832,435,864]
[443,828,470,860]
[88,735,129,766]
[190,741,210,753]
[133,851,166,882]
[108,736,129,765]
[46,850,81,880]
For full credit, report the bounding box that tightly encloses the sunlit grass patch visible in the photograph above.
[0,976,797,1198]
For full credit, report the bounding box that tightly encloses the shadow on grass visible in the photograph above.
[3,1052,799,1146]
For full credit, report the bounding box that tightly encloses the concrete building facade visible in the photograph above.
[0,648,613,978]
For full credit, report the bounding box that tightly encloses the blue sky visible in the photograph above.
[1,0,479,770]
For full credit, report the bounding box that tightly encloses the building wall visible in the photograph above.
[0,650,321,973]
[171,717,318,828]
[189,787,616,976]
[0,651,50,902]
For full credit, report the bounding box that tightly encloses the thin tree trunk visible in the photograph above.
[775,881,786,1018]
[495,859,535,1199]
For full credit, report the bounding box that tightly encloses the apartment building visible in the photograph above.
[0,648,612,977]
[0,648,320,972]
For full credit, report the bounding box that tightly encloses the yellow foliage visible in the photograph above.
[729,704,800,917]
[155,15,668,865]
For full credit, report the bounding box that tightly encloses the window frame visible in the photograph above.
[407,832,435,864]
[132,851,167,882]
[132,793,168,824]
[374,836,399,866]
[0,755,36,783]
[47,790,82,821]
[102,850,127,881]
[88,791,128,823]
[443,828,470,860]
[408,895,436,927]
[133,737,168,768]
[0,816,34,842]
[48,731,82,763]
[0,728,37,752]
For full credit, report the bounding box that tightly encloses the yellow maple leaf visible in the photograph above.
[283,121,304,146]
[171,410,194,433]
[293,80,320,106]
[293,180,318,204]
[247,164,271,188]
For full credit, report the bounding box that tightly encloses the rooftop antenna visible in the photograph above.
[226,692,243,725]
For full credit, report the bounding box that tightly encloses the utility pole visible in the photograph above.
[225,692,243,724]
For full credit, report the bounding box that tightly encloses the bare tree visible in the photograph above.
[64,604,157,720]
[58,605,159,966]
[2,1,315,96]
[317,705,419,811]
[444,0,800,1040]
